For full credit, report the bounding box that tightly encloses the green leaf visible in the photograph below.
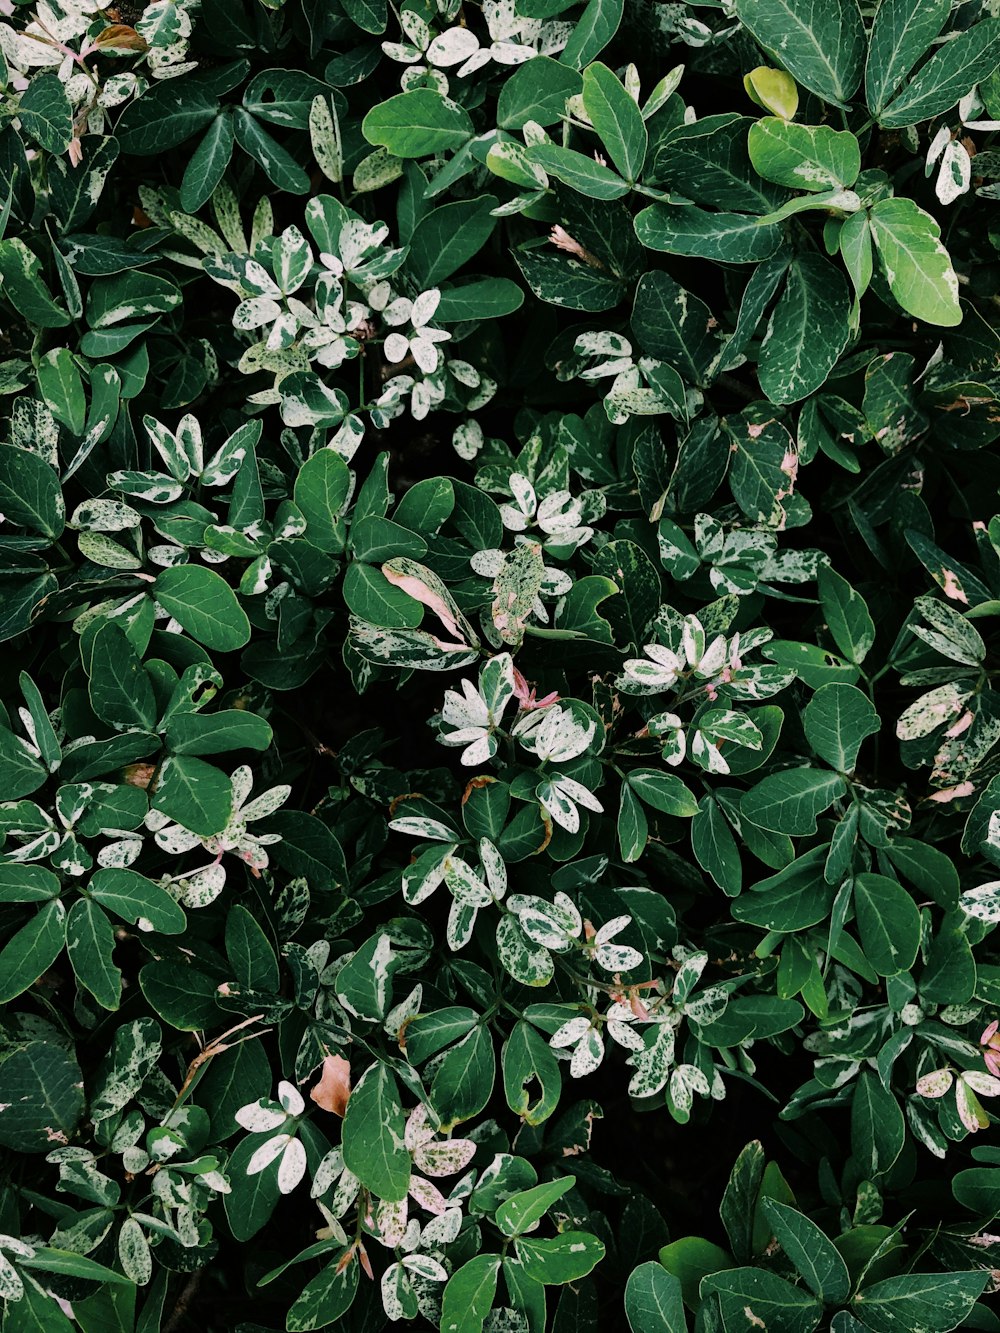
[514,247,626,311]
[660,1235,736,1309]
[362,90,473,157]
[758,255,852,405]
[0,864,61,904]
[865,0,951,115]
[731,850,836,931]
[117,83,219,154]
[741,770,846,835]
[884,839,959,911]
[627,769,699,816]
[0,239,71,329]
[0,900,66,1003]
[879,20,1000,128]
[224,903,280,992]
[165,709,272,756]
[430,1023,496,1130]
[761,1200,851,1303]
[152,754,233,837]
[953,1167,1000,1214]
[634,205,784,262]
[86,272,181,327]
[140,960,219,1030]
[180,113,236,213]
[851,1069,905,1178]
[0,1040,85,1152]
[748,118,860,191]
[0,444,65,539]
[618,782,648,863]
[852,872,920,976]
[224,1131,282,1241]
[728,418,797,526]
[336,931,396,1021]
[435,278,524,321]
[342,1063,410,1202]
[803,683,880,772]
[155,565,251,651]
[3,1279,76,1330]
[502,1021,561,1125]
[66,899,122,1010]
[441,1255,502,1333]
[18,73,73,154]
[89,623,158,730]
[408,196,499,287]
[514,1232,605,1285]
[344,561,423,628]
[868,198,961,327]
[89,867,186,935]
[817,565,875,665]
[560,0,623,69]
[293,448,351,552]
[582,62,647,181]
[920,916,976,1005]
[498,56,582,129]
[734,0,865,106]
[497,1177,574,1237]
[243,69,335,130]
[650,114,782,213]
[0,725,48,800]
[37,347,85,434]
[233,109,310,194]
[286,1256,359,1332]
[625,1262,687,1333]
[342,0,387,32]
[22,1248,133,1286]
[852,1272,989,1333]
[720,1140,765,1263]
[631,270,718,385]
[702,1266,823,1333]
[50,135,121,231]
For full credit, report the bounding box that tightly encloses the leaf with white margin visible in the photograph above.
[959,881,1000,923]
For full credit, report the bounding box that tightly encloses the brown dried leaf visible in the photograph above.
[310,1054,351,1116]
[94,24,149,52]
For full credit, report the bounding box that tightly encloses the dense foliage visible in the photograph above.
[3,0,1000,1329]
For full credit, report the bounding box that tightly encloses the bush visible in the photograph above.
[2,0,1000,1329]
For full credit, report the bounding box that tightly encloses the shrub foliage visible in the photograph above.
[3,0,1000,1329]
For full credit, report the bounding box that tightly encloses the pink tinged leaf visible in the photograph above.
[962,1071,1000,1098]
[412,1138,476,1177]
[404,1103,435,1152]
[377,1198,409,1247]
[941,567,969,603]
[925,781,975,803]
[956,1080,988,1133]
[916,1068,954,1098]
[944,711,974,739]
[310,1054,352,1117]
[381,567,463,640]
[408,1175,449,1215]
